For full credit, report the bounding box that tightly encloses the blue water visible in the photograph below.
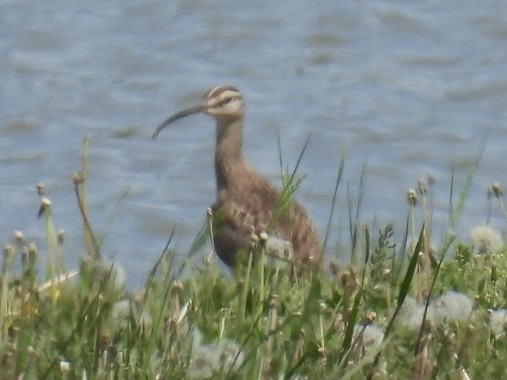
[1,0,506,286]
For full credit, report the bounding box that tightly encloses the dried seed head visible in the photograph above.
[427,174,436,186]
[259,231,268,241]
[72,172,84,185]
[250,233,259,243]
[38,196,52,217]
[329,260,340,276]
[366,311,377,324]
[206,207,213,217]
[340,270,351,288]
[417,178,427,195]
[21,245,29,265]
[488,182,503,199]
[28,242,38,260]
[171,280,184,293]
[3,244,14,261]
[341,270,358,292]
[13,230,24,242]
[268,294,279,308]
[57,229,65,245]
[36,182,46,196]
[407,188,418,206]
[41,197,52,207]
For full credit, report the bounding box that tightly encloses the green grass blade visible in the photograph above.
[322,149,346,256]
[395,223,424,313]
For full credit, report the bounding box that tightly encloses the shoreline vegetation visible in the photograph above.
[1,137,507,379]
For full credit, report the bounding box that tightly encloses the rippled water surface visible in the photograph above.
[1,1,506,285]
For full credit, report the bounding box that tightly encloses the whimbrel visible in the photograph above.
[153,85,321,269]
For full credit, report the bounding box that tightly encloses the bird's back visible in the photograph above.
[210,166,321,268]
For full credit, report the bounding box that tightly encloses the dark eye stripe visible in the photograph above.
[219,97,234,106]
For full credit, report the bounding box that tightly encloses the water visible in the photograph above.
[1,0,506,286]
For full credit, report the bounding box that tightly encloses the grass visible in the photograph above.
[1,138,507,379]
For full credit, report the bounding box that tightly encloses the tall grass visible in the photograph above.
[0,138,506,379]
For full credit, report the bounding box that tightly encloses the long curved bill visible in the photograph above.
[152,104,205,139]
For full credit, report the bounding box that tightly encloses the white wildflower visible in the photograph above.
[60,359,71,373]
[354,324,384,354]
[265,236,294,269]
[189,329,244,378]
[470,226,503,254]
[399,297,427,331]
[431,291,474,323]
[489,309,507,337]
[399,292,474,330]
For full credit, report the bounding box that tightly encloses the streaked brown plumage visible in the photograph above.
[153,85,321,268]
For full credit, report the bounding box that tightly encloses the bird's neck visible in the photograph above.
[215,116,247,192]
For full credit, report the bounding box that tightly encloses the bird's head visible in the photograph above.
[153,85,244,139]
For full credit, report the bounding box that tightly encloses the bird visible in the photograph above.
[153,85,322,269]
